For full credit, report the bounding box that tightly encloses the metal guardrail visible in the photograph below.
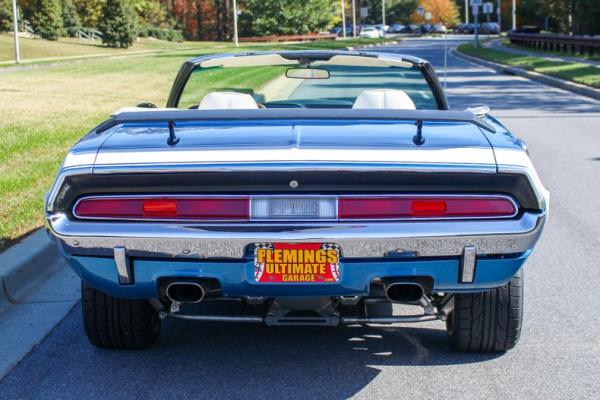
[239,33,337,43]
[76,28,103,45]
[507,32,600,57]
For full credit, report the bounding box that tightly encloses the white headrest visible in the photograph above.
[352,89,416,110]
[198,92,259,110]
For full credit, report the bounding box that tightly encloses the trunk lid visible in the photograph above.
[94,119,496,171]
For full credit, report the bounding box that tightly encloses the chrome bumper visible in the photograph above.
[47,212,545,259]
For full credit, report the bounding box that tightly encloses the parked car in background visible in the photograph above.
[458,23,481,34]
[431,23,447,33]
[388,24,405,33]
[359,26,384,38]
[420,24,432,33]
[455,23,468,33]
[481,22,500,34]
[403,24,421,34]
[374,24,389,33]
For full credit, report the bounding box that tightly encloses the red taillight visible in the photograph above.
[74,197,249,220]
[338,197,516,219]
[74,195,516,221]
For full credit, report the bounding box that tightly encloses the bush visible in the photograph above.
[142,25,183,42]
[98,0,138,48]
[31,0,64,40]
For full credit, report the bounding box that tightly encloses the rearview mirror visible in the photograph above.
[285,68,330,79]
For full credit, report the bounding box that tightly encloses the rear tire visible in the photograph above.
[82,282,160,350]
[446,269,523,352]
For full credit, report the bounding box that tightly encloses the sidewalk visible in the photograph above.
[485,39,600,67]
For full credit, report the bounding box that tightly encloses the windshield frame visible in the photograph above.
[167,51,448,110]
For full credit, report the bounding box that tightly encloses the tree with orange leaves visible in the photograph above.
[410,0,459,25]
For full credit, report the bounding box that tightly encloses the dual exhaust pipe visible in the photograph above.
[382,278,431,304]
[165,281,208,304]
[164,278,430,305]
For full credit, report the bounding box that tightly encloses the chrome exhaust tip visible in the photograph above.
[165,282,206,304]
[384,282,425,303]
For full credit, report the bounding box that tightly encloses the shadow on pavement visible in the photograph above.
[0,304,501,400]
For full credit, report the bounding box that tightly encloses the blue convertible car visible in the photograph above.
[45,50,548,352]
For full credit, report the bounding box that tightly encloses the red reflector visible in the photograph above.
[410,200,447,216]
[143,200,177,215]
[338,196,516,219]
[74,197,249,220]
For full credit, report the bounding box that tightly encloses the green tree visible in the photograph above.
[239,0,337,36]
[61,0,81,36]
[362,0,419,24]
[0,0,15,32]
[98,0,138,48]
[73,0,104,27]
[31,0,64,40]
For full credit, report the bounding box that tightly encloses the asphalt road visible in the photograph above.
[1,37,600,399]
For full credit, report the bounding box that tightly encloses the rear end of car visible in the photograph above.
[45,51,548,352]
[45,109,548,352]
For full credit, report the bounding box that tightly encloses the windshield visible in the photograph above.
[177,54,440,110]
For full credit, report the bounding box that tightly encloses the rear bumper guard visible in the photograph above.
[47,211,545,259]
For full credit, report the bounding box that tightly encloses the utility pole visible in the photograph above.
[497,0,501,31]
[512,0,516,30]
[465,0,469,24]
[232,0,239,47]
[352,0,356,37]
[381,0,385,26]
[341,0,347,39]
[12,0,20,64]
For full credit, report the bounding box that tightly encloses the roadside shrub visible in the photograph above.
[61,0,81,37]
[98,0,138,48]
[142,25,183,42]
[31,0,64,40]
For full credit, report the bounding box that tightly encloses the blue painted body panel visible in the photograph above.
[93,120,492,152]
[66,252,529,299]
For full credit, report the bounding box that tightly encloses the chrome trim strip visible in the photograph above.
[47,212,546,259]
[91,162,498,175]
[71,194,519,222]
[45,166,93,212]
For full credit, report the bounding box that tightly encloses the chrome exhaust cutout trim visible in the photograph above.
[384,282,425,303]
[165,281,206,304]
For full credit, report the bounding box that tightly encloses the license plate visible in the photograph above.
[254,243,340,283]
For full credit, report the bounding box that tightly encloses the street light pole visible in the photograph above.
[465,0,469,24]
[352,0,356,38]
[497,0,501,31]
[512,0,516,30]
[341,0,347,39]
[232,0,239,47]
[381,0,385,26]
[12,0,20,64]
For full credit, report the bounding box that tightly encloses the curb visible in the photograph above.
[0,229,58,315]
[452,49,600,101]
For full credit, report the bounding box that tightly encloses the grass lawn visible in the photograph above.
[458,43,600,89]
[0,37,389,248]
